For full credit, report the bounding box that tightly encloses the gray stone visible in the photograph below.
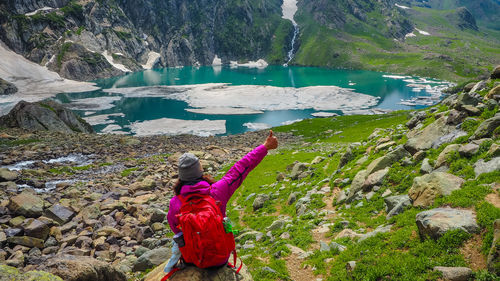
[381,189,392,197]
[405,117,463,154]
[24,219,50,240]
[362,168,389,191]
[266,220,286,231]
[365,191,375,201]
[0,78,18,95]
[488,143,500,157]
[471,115,500,140]
[45,204,75,225]
[338,148,353,169]
[346,170,368,203]
[149,209,167,223]
[456,91,481,107]
[336,190,347,204]
[446,110,467,125]
[461,105,481,116]
[435,144,461,168]
[287,192,297,205]
[8,190,44,217]
[330,242,347,252]
[416,208,479,240]
[474,157,500,177]
[409,172,465,207]
[458,143,479,157]
[290,162,308,180]
[433,266,473,281]
[346,261,356,271]
[0,168,17,182]
[487,219,500,274]
[365,146,409,175]
[385,195,411,219]
[358,225,392,242]
[133,247,171,272]
[406,112,427,129]
[0,100,94,133]
[42,255,127,281]
[492,65,500,79]
[252,194,270,211]
[420,158,433,174]
[311,156,326,165]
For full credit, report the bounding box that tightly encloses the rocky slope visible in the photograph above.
[0,68,498,280]
[0,0,285,81]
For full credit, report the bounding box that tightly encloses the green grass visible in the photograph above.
[121,167,139,177]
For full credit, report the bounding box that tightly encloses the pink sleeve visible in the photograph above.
[210,145,268,206]
[167,197,182,234]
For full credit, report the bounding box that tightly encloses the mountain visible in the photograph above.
[0,0,499,82]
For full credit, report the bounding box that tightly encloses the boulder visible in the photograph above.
[470,81,487,93]
[405,117,462,154]
[7,236,44,248]
[290,162,309,180]
[0,78,17,95]
[433,266,473,281]
[420,158,433,174]
[456,91,481,107]
[266,219,287,231]
[44,204,75,224]
[8,190,44,217]
[0,168,17,182]
[406,112,427,129]
[133,247,171,272]
[42,255,127,281]
[492,65,500,79]
[416,208,479,240]
[408,172,465,207]
[346,170,368,203]
[463,82,476,93]
[365,146,409,175]
[486,85,500,100]
[384,195,411,219]
[358,225,392,242]
[0,100,94,133]
[24,219,50,240]
[474,157,500,177]
[488,144,500,157]
[471,114,500,139]
[446,110,467,125]
[253,194,270,211]
[434,144,460,168]
[338,148,353,169]
[487,219,500,274]
[362,167,389,191]
[458,143,479,157]
[0,264,63,281]
[143,260,253,281]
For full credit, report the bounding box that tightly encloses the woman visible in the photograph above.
[164,130,278,273]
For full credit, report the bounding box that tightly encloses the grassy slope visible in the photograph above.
[292,5,500,82]
[223,95,500,280]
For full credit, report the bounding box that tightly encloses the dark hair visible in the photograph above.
[173,174,216,196]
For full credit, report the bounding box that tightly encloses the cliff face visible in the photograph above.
[0,0,284,81]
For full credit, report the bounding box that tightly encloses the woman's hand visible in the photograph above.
[264,130,278,150]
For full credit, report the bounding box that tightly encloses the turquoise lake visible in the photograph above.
[54,66,452,136]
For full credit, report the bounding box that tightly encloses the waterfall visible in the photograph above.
[284,24,299,66]
[281,0,298,67]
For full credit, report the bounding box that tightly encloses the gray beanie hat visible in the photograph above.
[178,153,203,182]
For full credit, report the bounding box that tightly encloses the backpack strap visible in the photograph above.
[161,267,180,281]
[227,249,243,274]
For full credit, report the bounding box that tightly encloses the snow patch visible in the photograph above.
[102,50,131,72]
[185,107,264,115]
[212,55,222,66]
[311,112,339,118]
[229,59,268,69]
[395,4,410,9]
[282,0,298,24]
[67,96,122,111]
[415,28,430,35]
[83,113,125,126]
[405,32,416,38]
[105,83,380,112]
[25,7,54,16]
[382,75,411,79]
[243,123,271,131]
[101,124,127,135]
[141,51,161,70]
[281,119,303,125]
[128,118,226,137]
[0,42,98,112]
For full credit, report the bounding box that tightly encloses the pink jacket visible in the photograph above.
[167,145,268,234]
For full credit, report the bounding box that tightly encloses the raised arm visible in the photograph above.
[211,130,278,205]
